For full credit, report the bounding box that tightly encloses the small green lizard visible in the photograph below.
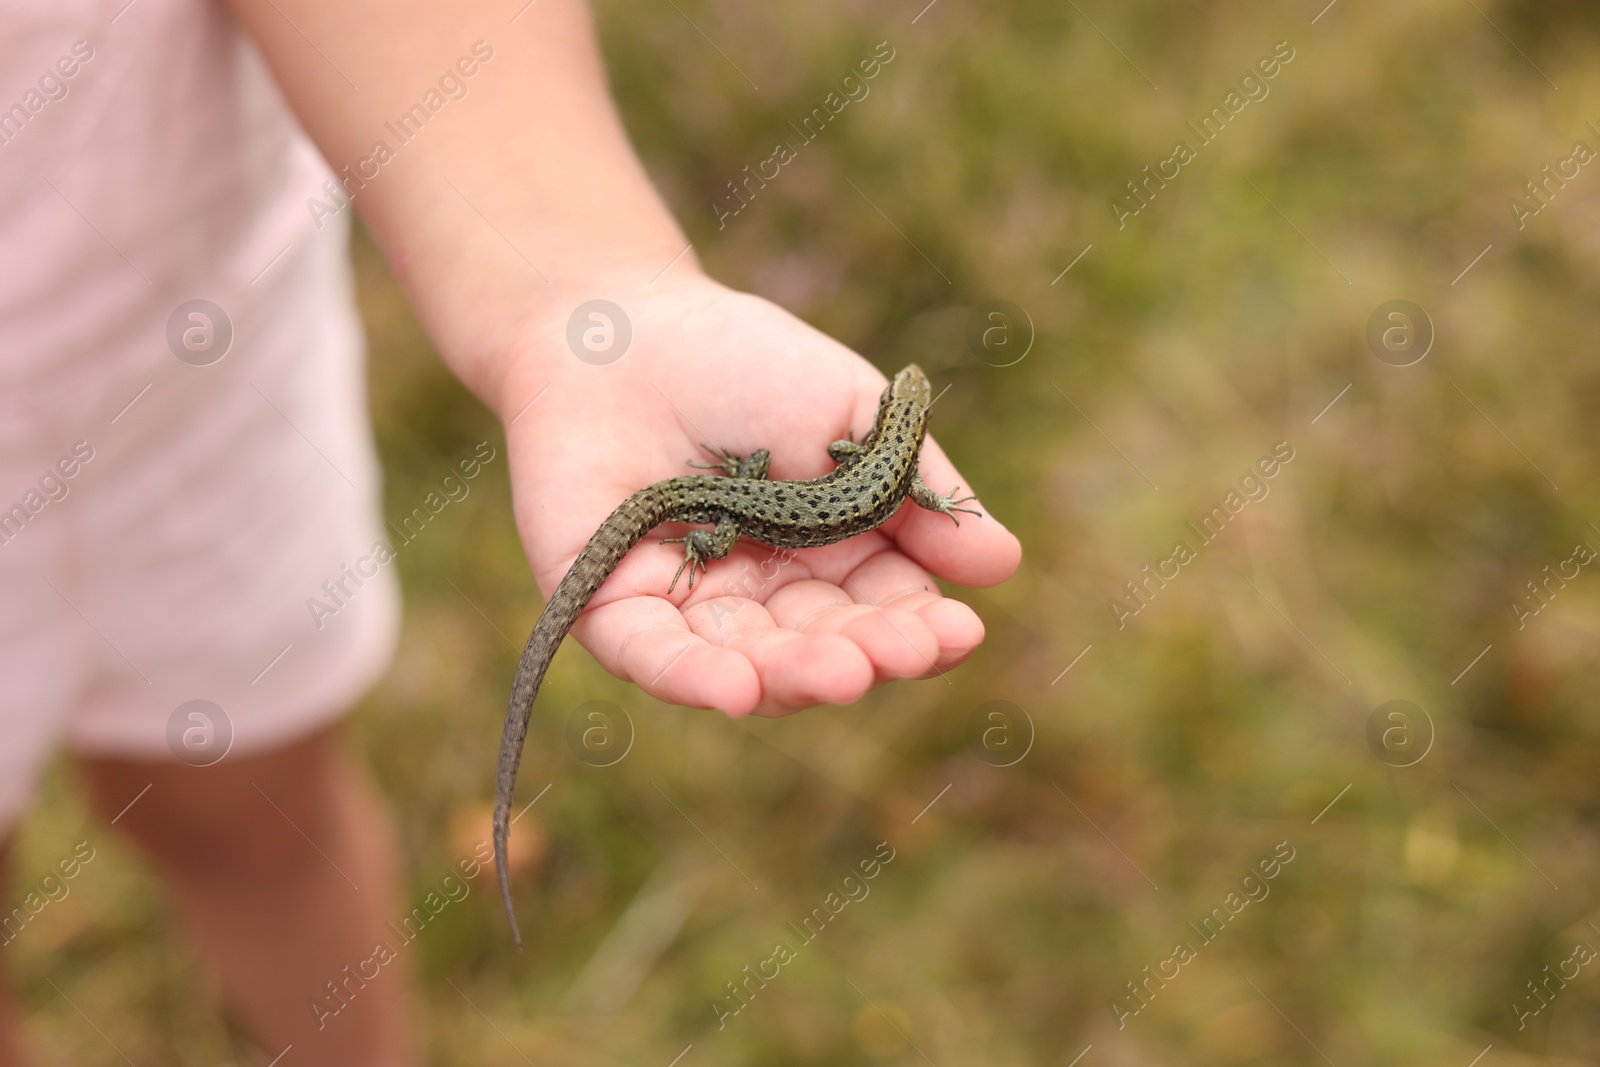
[493,363,977,946]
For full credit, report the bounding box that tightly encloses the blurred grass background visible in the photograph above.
[12,0,1600,1063]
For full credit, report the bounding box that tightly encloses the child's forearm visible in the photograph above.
[225,0,696,406]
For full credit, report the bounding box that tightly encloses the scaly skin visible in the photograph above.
[493,364,976,946]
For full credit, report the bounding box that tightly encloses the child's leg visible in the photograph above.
[75,725,414,1067]
[0,834,34,1067]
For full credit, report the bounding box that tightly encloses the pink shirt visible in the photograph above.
[0,0,400,797]
[0,0,360,458]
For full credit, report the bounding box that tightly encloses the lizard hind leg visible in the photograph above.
[664,515,743,593]
[909,474,982,525]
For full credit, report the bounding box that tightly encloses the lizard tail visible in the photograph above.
[494,491,668,948]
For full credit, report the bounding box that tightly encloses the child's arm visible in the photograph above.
[225,0,1020,715]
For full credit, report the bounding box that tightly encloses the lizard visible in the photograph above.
[492,363,978,947]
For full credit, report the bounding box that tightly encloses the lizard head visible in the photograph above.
[886,363,931,408]
[860,365,933,453]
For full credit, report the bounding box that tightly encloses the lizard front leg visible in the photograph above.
[827,438,863,464]
[910,475,982,524]
[664,514,742,593]
[834,438,981,525]
[690,446,772,480]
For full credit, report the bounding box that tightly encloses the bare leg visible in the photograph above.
[0,833,36,1067]
[76,725,415,1067]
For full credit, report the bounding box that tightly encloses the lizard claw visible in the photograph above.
[688,444,742,477]
[935,485,982,526]
[666,538,709,593]
[908,475,980,524]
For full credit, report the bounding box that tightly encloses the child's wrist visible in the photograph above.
[481,264,718,424]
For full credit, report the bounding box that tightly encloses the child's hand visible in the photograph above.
[230,0,1018,718]
[495,274,1022,717]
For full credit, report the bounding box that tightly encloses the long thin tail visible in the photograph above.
[493,492,666,947]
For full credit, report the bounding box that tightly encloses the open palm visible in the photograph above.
[497,277,1021,718]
